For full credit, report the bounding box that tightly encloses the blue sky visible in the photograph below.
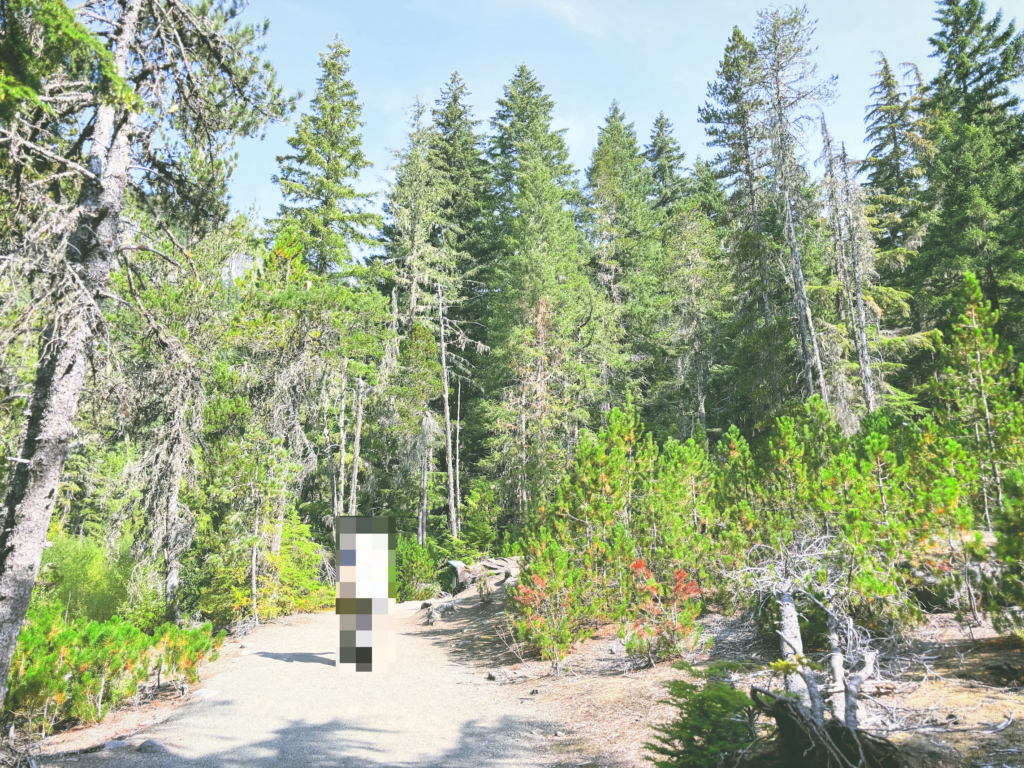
[229,0,946,218]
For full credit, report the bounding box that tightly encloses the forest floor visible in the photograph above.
[28,585,1024,768]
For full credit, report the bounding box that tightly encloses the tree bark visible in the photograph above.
[827,612,846,724]
[438,285,458,537]
[418,416,430,547]
[337,372,348,516]
[776,586,811,707]
[455,380,462,522]
[0,0,142,707]
[325,421,338,519]
[784,192,828,405]
[347,378,365,517]
[846,170,876,413]
[251,511,260,625]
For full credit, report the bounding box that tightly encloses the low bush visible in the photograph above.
[5,605,225,738]
[510,408,707,670]
[395,535,438,602]
[646,664,758,768]
[623,560,704,668]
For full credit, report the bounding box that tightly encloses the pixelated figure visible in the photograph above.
[335,516,397,671]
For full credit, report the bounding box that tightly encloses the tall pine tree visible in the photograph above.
[644,112,687,217]
[273,38,378,273]
[918,0,1024,340]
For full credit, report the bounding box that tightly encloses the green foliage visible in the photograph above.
[394,535,439,602]
[0,0,134,122]
[510,527,595,673]
[459,485,498,555]
[266,511,335,616]
[37,536,130,624]
[646,665,757,768]
[7,2,1024,745]
[511,408,708,669]
[5,605,223,736]
[273,36,378,273]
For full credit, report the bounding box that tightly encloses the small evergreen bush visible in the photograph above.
[395,535,438,602]
[5,605,225,737]
[646,665,757,768]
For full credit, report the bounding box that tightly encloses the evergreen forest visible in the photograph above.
[0,0,1023,763]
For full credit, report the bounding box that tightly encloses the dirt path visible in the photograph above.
[39,599,600,768]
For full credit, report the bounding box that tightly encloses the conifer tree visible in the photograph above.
[700,26,773,330]
[862,55,927,262]
[644,112,687,217]
[482,66,609,527]
[429,72,490,261]
[380,102,472,536]
[273,38,378,274]
[585,102,661,412]
[653,206,732,435]
[587,102,657,308]
[918,0,1024,332]
[0,0,292,706]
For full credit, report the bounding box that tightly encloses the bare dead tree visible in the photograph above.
[754,6,835,404]
[347,378,365,517]
[437,284,459,537]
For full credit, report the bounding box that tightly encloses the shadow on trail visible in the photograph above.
[254,650,335,667]
[60,714,594,767]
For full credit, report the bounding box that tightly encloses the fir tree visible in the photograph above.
[918,0,1024,333]
[862,54,927,261]
[644,112,687,217]
[429,72,490,259]
[699,26,773,329]
[273,38,378,273]
[482,66,610,526]
[585,102,661,417]
[586,101,657,307]
[928,0,1023,134]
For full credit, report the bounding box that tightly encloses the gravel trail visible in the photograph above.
[41,600,587,768]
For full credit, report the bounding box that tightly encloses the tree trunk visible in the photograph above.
[827,612,846,724]
[165,555,180,623]
[784,192,828,405]
[347,378,365,517]
[325,424,337,518]
[849,216,876,413]
[418,417,430,547]
[455,380,462,520]
[438,286,459,537]
[776,587,810,707]
[337,372,348,515]
[269,497,285,556]
[251,511,260,625]
[0,0,142,707]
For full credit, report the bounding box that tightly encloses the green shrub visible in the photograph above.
[510,407,707,670]
[510,527,594,672]
[5,605,224,737]
[460,485,498,555]
[395,535,438,602]
[646,666,757,768]
[267,510,334,615]
[198,509,334,625]
[37,535,131,623]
